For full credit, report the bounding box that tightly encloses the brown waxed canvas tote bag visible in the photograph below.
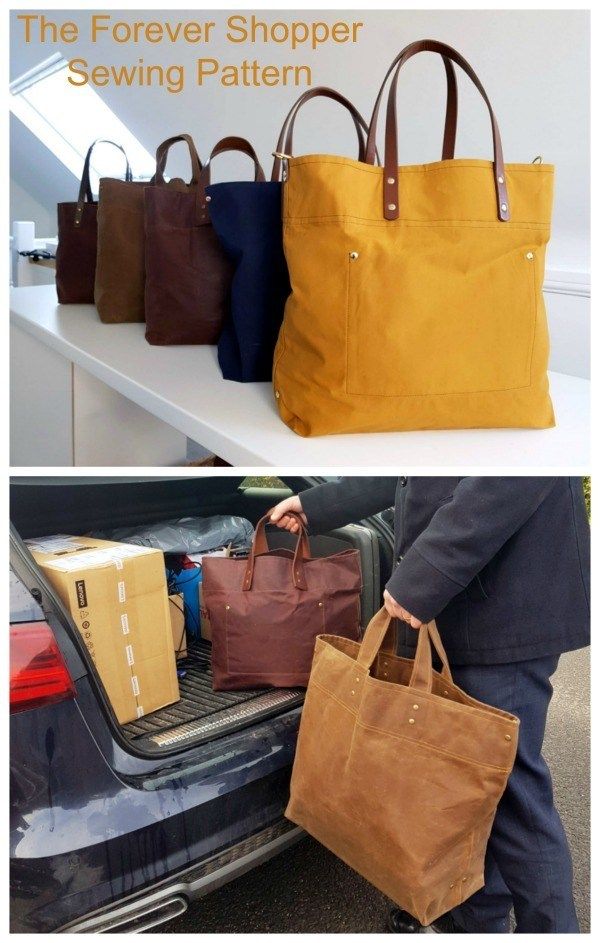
[56,140,132,304]
[144,136,265,346]
[273,39,555,435]
[286,608,519,926]
[202,512,362,691]
[94,133,199,324]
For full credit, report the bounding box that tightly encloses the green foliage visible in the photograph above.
[583,476,591,520]
[240,476,287,489]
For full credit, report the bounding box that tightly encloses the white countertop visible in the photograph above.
[11,285,590,467]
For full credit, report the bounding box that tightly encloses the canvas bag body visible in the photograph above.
[94,134,194,324]
[273,40,555,435]
[201,512,362,690]
[208,88,375,383]
[209,179,289,381]
[144,136,254,346]
[286,608,519,926]
[56,140,132,304]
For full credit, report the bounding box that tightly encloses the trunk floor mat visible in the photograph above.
[121,639,304,750]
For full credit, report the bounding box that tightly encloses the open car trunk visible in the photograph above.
[10,476,393,757]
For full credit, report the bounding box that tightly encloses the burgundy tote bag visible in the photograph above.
[144,136,265,346]
[202,512,363,691]
[56,139,132,304]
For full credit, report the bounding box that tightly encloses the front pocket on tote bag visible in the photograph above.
[345,231,538,398]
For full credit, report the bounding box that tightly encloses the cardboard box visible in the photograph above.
[169,593,187,659]
[27,535,179,724]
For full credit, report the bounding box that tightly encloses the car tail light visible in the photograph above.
[10,621,76,713]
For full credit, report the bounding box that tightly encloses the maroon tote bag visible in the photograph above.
[202,512,363,691]
[56,139,132,304]
[144,135,265,346]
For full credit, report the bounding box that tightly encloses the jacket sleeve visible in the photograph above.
[386,477,559,622]
[299,477,397,534]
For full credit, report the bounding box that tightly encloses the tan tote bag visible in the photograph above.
[273,39,554,435]
[286,607,519,926]
[95,133,201,324]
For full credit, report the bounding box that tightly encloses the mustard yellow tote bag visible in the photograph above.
[273,40,555,436]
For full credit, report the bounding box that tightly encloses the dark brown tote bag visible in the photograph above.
[56,140,132,304]
[144,135,265,346]
[286,608,519,926]
[94,133,199,324]
[202,512,363,691]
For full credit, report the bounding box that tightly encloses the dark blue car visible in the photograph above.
[10,476,392,932]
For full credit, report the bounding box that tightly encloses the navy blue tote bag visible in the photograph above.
[208,67,459,383]
[207,87,374,383]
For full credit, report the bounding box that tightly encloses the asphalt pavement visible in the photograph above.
[167,647,590,933]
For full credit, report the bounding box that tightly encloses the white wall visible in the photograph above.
[10,9,589,277]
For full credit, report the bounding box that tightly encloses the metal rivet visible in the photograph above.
[356,676,360,682]
[450,883,455,889]
[387,177,395,185]
[205,195,211,202]
[462,877,467,883]
[413,704,419,710]
[225,605,230,610]
[387,203,397,211]
[501,202,507,212]
[318,601,323,607]
[408,718,415,725]
[349,251,359,260]
[383,672,388,678]
[505,734,512,741]
[526,251,534,261]
[275,391,280,398]
[443,690,449,696]
[282,171,287,181]
[351,690,355,696]
[498,175,504,184]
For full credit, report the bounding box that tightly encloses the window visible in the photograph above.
[10,54,155,189]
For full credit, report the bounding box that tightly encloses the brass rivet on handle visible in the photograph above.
[505,734,512,741]
[351,690,356,696]
[413,704,419,710]
[526,251,534,261]
[205,195,212,202]
[387,176,395,185]
[501,202,508,212]
[462,877,467,883]
[318,601,323,607]
[349,251,359,260]
[275,391,280,398]
[408,718,415,725]
[498,175,504,184]
[388,203,397,211]
[450,883,455,889]
[225,605,230,610]
[443,690,449,696]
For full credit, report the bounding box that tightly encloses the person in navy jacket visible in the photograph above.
[270,477,589,933]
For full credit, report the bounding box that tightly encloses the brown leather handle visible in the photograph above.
[75,140,132,225]
[366,40,509,222]
[153,133,202,186]
[356,607,453,691]
[243,512,310,591]
[271,86,373,182]
[200,136,266,189]
[409,621,453,691]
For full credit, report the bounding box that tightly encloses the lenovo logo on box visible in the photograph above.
[75,579,88,609]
